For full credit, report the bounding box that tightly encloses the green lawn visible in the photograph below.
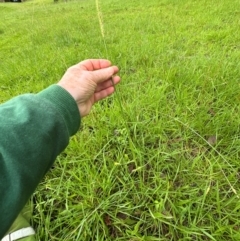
[1,0,240,240]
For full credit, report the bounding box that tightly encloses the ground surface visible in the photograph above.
[1,0,240,240]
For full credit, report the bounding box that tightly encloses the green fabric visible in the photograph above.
[0,85,80,239]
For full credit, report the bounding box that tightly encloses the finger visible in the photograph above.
[94,86,115,102]
[91,66,119,84]
[78,59,112,71]
[96,76,121,92]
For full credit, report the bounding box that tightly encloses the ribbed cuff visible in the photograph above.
[36,85,80,136]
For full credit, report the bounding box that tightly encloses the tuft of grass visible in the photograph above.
[1,0,240,240]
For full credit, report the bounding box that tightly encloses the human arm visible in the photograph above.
[0,59,120,238]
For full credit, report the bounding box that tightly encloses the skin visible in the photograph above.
[57,59,120,117]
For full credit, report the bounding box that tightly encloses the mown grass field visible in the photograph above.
[1,0,240,240]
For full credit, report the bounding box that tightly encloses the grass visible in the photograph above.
[1,0,240,240]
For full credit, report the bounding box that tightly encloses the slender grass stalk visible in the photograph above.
[95,0,138,155]
[95,0,105,39]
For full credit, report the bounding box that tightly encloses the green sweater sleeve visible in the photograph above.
[0,85,80,238]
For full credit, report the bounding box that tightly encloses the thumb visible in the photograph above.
[91,66,118,84]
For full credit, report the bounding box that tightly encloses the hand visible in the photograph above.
[57,59,120,117]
